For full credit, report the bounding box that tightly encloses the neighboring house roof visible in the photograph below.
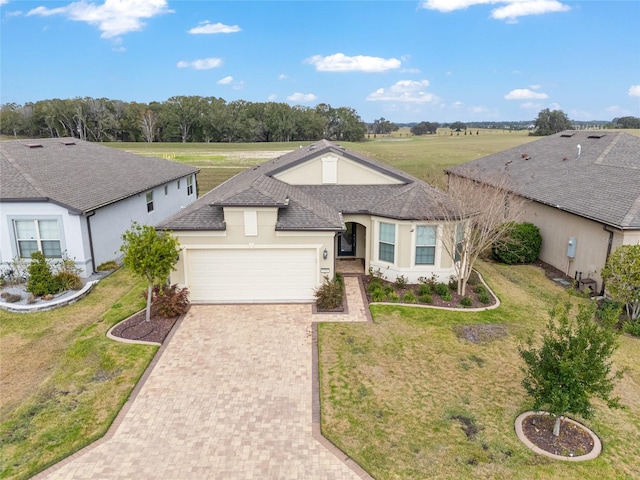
[446,131,640,230]
[0,138,200,213]
[161,139,458,232]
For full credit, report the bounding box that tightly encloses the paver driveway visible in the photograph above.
[39,277,370,479]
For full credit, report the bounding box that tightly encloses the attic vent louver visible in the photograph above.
[560,133,576,137]
[61,140,76,145]
[26,143,43,148]
[587,134,606,139]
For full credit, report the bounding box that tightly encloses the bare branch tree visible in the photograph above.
[435,172,527,295]
[140,109,158,143]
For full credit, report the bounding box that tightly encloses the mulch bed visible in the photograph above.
[110,311,180,344]
[361,275,497,309]
[521,414,595,457]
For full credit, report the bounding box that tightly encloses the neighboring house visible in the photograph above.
[1,138,199,277]
[160,139,463,303]
[446,131,640,294]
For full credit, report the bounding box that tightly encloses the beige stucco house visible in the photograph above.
[446,131,640,295]
[161,139,463,303]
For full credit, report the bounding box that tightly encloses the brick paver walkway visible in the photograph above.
[38,277,371,479]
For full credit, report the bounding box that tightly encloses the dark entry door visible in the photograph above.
[338,222,356,257]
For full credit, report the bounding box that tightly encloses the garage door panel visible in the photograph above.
[187,248,318,303]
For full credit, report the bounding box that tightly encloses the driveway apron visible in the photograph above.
[40,277,369,479]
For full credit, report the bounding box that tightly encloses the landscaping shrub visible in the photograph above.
[387,291,400,303]
[402,291,417,303]
[622,321,640,337]
[448,275,458,291]
[418,293,433,304]
[435,282,449,297]
[383,284,395,295]
[492,222,542,264]
[367,279,382,293]
[54,271,82,291]
[467,270,480,286]
[477,291,492,304]
[460,296,473,307]
[314,276,344,310]
[395,275,408,289]
[440,291,452,302]
[97,260,119,271]
[26,252,62,296]
[370,289,386,302]
[474,284,487,295]
[417,283,432,296]
[150,284,190,318]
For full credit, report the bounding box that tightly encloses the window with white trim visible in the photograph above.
[146,191,154,213]
[378,222,395,263]
[415,225,436,265]
[187,175,194,196]
[14,219,62,258]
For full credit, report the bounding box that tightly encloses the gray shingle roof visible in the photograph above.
[160,139,458,232]
[446,131,640,229]
[1,138,200,213]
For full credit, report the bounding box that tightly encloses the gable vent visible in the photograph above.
[25,143,43,148]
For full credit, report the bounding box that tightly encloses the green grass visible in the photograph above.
[318,260,640,480]
[0,268,154,480]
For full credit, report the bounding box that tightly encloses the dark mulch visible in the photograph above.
[522,414,595,457]
[110,311,179,344]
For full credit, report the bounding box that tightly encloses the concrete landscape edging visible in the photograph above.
[514,411,602,461]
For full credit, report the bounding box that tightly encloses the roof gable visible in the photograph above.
[161,139,458,231]
[1,138,200,213]
[446,131,640,229]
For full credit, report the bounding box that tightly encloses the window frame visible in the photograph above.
[415,225,437,265]
[146,191,154,213]
[187,175,194,196]
[13,218,62,259]
[378,222,395,263]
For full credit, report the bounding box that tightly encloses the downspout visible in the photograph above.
[601,225,614,296]
[86,211,97,274]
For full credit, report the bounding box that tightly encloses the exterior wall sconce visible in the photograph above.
[323,248,328,260]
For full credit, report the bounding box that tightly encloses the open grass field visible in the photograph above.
[318,260,640,480]
[0,269,153,480]
[105,129,640,193]
[106,129,538,192]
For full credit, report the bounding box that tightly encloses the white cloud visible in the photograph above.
[628,85,640,97]
[305,53,401,73]
[287,92,317,103]
[0,0,10,5]
[217,76,233,85]
[504,88,548,100]
[27,0,172,39]
[268,94,278,101]
[188,21,241,34]
[421,0,570,22]
[529,84,541,90]
[278,74,287,80]
[367,80,440,103]
[177,57,223,70]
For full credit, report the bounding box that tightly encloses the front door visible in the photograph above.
[338,222,356,257]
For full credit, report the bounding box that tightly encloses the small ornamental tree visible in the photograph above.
[26,251,62,296]
[120,222,180,322]
[601,244,640,321]
[519,302,622,436]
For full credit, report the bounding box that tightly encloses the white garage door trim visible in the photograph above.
[184,245,321,303]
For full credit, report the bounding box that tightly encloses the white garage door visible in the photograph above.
[186,248,319,303]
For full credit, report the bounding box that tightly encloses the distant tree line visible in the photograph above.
[0,96,367,143]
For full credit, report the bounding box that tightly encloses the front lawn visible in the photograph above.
[0,268,155,480]
[318,260,640,479]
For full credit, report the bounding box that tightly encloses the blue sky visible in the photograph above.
[1,0,639,123]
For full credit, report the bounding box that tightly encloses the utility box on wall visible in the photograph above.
[567,237,577,258]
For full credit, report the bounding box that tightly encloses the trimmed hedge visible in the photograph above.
[493,222,542,265]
